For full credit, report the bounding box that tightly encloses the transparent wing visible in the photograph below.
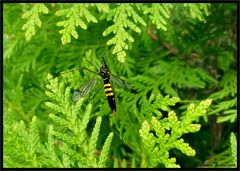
[72,76,98,101]
[110,74,129,89]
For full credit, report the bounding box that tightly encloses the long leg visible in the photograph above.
[91,83,104,101]
[45,67,98,85]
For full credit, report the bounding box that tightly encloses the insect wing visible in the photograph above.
[72,90,82,102]
[72,76,98,101]
[110,74,128,89]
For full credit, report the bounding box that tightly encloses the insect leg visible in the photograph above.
[91,83,104,101]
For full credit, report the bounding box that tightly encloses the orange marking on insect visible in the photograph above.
[106,92,114,96]
[104,83,111,87]
[112,110,116,116]
[104,88,112,92]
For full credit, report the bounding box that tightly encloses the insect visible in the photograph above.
[72,57,128,114]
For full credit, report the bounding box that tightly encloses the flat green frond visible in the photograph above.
[88,117,102,167]
[139,95,180,120]
[139,121,156,154]
[42,125,64,167]
[184,3,210,22]
[230,133,237,167]
[51,130,78,145]
[56,4,98,45]
[130,59,217,108]
[122,159,127,168]
[143,4,172,31]
[45,76,72,117]
[131,158,136,168]
[98,132,114,167]
[152,95,181,112]
[77,103,92,144]
[174,139,196,156]
[4,115,28,167]
[22,4,49,41]
[185,99,212,124]
[164,158,180,168]
[216,108,237,123]
[45,72,94,148]
[48,114,68,127]
[208,71,237,123]
[62,153,71,167]
[210,72,236,100]
[200,133,237,168]
[139,97,212,168]
[209,98,236,115]
[94,4,110,13]
[29,116,40,165]
[103,4,146,63]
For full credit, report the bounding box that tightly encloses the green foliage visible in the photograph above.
[139,97,211,168]
[56,4,98,45]
[4,75,114,168]
[3,3,237,168]
[45,75,114,167]
[98,132,114,167]
[209,71,237,123]
[22,4,49,41]
[103,4,146,62]
[199,132,237,168]
[143,4,172,31]
[4,115,40,167]
[230,133,237,167]
[184,3,210,22]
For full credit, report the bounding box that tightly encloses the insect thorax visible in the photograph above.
[99,65,110,79]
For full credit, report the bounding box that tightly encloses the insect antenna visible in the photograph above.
[102,57,107,66]
[85,58,99,71]
[44,68,79,83]
[82,67,98,74]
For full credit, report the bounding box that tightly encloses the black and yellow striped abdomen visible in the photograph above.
[103,79,116,113]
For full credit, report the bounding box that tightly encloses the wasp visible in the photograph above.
[72,57,128,114]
